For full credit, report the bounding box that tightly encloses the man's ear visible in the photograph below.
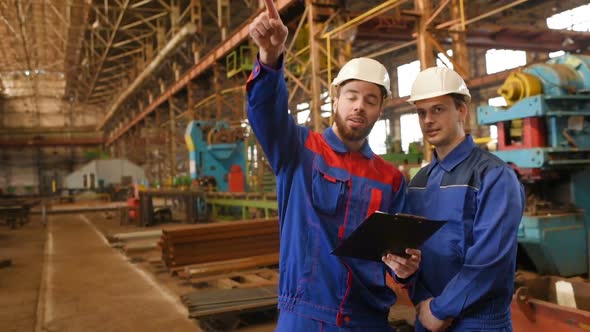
[332,97,338,113]
[458,102,468,122]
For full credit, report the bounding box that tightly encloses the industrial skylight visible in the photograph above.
[547,4,590,32]
[485,49,527,74]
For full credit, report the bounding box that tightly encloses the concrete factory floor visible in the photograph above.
[0,210,276,332]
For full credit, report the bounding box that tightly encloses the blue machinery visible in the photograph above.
[478,54,590,276]
[185,120,247,192]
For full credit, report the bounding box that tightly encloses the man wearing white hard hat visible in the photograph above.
[405,66,525,331]
[246,1,421,331]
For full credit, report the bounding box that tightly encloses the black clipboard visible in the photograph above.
[332,212,446,262]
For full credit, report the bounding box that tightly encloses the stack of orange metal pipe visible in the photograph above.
[160,218,279,268]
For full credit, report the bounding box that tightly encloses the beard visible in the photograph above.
[334,110,376,142]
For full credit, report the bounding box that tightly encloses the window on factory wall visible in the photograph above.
[295,92,332,124]
[487,97,508,140]
[296,110,310,125]
[296,102,310,125]
[321,101,332,118]
[547,4,590,32]
[368,119,389,155]
[400,113,422,153]
[549,50,565,58]
[488,96,507,107]
[397,51,454,97]
[397,61,421,97]
[436,50,454,69]
[485,49,527,74]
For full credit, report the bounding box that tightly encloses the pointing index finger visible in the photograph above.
[264,0,280,20]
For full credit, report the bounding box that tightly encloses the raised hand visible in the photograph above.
[248,0,288,67]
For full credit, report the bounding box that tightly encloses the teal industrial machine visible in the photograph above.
[477,54,590,277]
[185,120,247,192]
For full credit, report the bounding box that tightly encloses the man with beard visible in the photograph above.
[405,67,525,331]
[246,1,421,331]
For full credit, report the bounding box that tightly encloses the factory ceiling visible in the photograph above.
[0,0,589,144]
[0,0,88,99]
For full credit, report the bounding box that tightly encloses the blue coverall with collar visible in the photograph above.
[246,56,407,331]
[406,135,525,331]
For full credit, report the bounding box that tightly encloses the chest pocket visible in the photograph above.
[435,186,477,259]
[311,157,350,216]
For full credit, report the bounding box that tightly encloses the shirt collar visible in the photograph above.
[323,127,374,159]
[427,135,475,174]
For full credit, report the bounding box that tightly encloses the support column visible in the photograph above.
[191,0,202,62]
[156,25,166,52]
[213,65,223,119]
[187,81,194,113]
[450,0,469,78]
[415,0,435,162]
[217,0,229,41]
[307,0,322,132]
[391,115,402,146]
[169,98,177,182]
[155,109,163,186]
[450,0,472,134]
[170,1,180,34]
[415,0,435,70]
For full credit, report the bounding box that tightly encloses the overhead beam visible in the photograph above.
[105,0,297,145]
[445,0,529,30]
[83,0,130,103]
[15,0,34,74]
[98,23,197,130]
[0,137,104,147]
[0,126,96,135]
[355,23,590,52]
[121,11,166,30]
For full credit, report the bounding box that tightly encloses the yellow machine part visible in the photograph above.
[498,71,542,106]
[185,134,195,152]
[509,119,523,138]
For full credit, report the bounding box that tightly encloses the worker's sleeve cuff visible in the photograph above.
[430,297,453,320]
[246,53,284,85]
[391,268,416,287]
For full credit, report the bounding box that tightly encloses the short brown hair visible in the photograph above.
[449,93,467,109]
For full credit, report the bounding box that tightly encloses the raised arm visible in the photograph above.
[246,0,305,174]
[249,0,288,68]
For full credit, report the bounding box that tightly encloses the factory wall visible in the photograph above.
[64,159,147,189]
[0,148,81,195]
[95,159,147,186]
[64,162,98,189]
[0,165,38,195]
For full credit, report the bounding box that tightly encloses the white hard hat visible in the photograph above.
[407,67,471,103]
[331,57,392,98]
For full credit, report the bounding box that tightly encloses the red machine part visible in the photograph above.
[228,165,245,192]
[512,287,590,331]
[508,163,543,182]
[127,198,140,220]
[497,117,545,150]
